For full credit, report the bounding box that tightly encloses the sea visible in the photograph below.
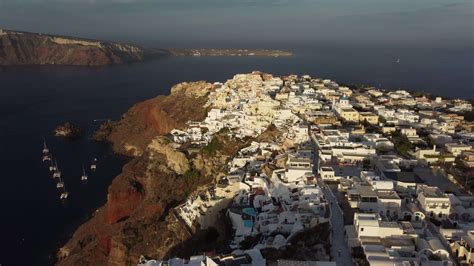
[0,43,473,265]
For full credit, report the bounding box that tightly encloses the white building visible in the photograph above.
[417,185,451,219]
[362,133,394,150]
[354,213,404,238]
[445,143,472,157]
[284,154,313,183]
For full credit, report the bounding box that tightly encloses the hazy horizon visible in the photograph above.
[0,0,472,49]
[1,1,474,265]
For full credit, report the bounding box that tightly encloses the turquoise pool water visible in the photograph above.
[243,207,256,217]
[243,220,253,228]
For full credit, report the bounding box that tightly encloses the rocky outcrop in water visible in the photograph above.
[54,122,83,138]
[0,29,165,66]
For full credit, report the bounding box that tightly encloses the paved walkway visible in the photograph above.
[320,179,352,265]
[311,132,352,265]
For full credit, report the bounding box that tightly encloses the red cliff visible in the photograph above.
[0,29,163,66]
[57,82,215,265]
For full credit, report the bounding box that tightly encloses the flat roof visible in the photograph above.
[277,261,336,266]
[288,158,312,163]
[418,185,446,198]
[383,171,424,183]
[358,186,377,197]
[382,236,414,248]
[321,167,334,171]
[376,190,400,200]
[446,143,471,148]
[379,221,400,228]
[359,112,377,116]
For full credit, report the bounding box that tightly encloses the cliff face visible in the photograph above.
[95,81,212,156]
[57,140,193,265]
[57,82,242,266]
[0,30,156,66]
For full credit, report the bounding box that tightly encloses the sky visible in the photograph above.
[0,0,472,48]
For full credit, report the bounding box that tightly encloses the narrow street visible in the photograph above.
[319,178,353,265]
[311,132,352,265]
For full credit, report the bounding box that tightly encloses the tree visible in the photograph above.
[391,131,413,156]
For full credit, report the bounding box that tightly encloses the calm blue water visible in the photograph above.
[0,44,473,265]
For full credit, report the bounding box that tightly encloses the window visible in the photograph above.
[361,228,364,232]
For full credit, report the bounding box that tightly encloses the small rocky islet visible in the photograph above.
[54,122,84,139]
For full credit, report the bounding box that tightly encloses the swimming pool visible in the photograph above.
[243,220,253,228]
[243,207,256,217]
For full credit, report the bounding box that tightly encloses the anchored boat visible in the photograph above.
[60,186,69,200]
[42,139,51,162]
[90,161,97,171]
[56,176,64,189]
[42,153,51,162]
[81,166,88,181]
[53,160,61,178]
[42,139,49,154]
[49,156,56,172]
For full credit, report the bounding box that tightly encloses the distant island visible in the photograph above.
[168,48,292,57]
[0,29,292,66]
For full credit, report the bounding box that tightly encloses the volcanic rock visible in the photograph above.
[54,122,84,138]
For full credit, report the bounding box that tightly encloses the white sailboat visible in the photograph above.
[53,160,61,178]
[49,156,56,172]
[60,185,69,200]
[42,139,49,154]
[42,153,51,162]
[90,161,97,171]
[81,166,88,181]
[56,176,64,189]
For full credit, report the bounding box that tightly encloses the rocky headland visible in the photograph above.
[0,29,165,66]
[56,79,260,265]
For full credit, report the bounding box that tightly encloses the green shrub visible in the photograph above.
[203,138,223,155]
[183,169,200,181]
